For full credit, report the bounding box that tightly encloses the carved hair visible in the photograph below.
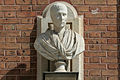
[50,3,67,16]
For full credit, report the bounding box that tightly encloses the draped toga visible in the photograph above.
[34,29,85,61]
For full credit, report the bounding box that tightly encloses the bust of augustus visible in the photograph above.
[34,2,85,72]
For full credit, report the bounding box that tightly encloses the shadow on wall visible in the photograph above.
[118,0,120,80]
[1,18,37,80]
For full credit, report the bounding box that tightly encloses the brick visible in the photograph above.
[21,31,31,37]
[31,57,37,62]
[85,0,106,4]
[108,76,119,80]
[87,77,106,80]
[84,70,88,76]
[107,52,118,57]
[90,57,100,63]
[102,32,117,38]
[85,64,106,69]
[16,24,34,30]
[21,31,36,37]
[70,0,84,4]
[16,0,32,4]
[0,12,4,18]
[89,45,101,50]
[0,0,3,4]
[5,50,16,56]
[0,57,6,62]
[17,49,30,56]
[0,31,20,37]
[21,18,33,24]
[101,57,118,63]
[102,70,118,76]
[89,6,101,12]
[31,63,37,68]
[38,0,49,4]
[84,57,89,63]
[0,31,6,37]
[106,13,117,18]
[21,5,32,10]
[108,64,118,69]
[85,25,107,31]
[0,63,5,69]
[89,19,101,25]
[6,57,20,62]
[107,25,117,31]
[89,70,101,76]
[74,5,89,12]
[84,18,89,25]
[84,51,106,57]
[107,0,117,5]
[4,12,16,18]
[17,12,36,18]
[85,12,106,18]
[0,37,5,42]
[0,76,5,80]
[0,70,9,75]
[32,0,36,4]
[0,18,20,24]
[5,0,15,5]
[101,45,118,51]
[7,69,20,75]
[4,43,21,49]
[4,25,16,30]
[17,76,36,80]
[0,43,5,49]
[16,37,30,43]
[85,39,107,44]
[17,62,30,69]
[21,43,30,49]
[85,45,89,50]
[5,37,16,43]
[101,19,117,25]
[36,11,42,16]
[107,38,117,44]
[0,6,21,11]
[6,76,17,80]
[101,6,117,12]
[89,32,101,38]
[78,12,84,16]
[21,56,30,62]
[32,5,46,11]
[84,32,89,38]
[5,31,21,37]
[0,25,3,30]
[5,62,17,69]
[0,50,4,56]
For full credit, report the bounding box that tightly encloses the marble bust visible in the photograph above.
[34,3,85,72]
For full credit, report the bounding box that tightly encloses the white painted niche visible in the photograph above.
[36,1,84,80]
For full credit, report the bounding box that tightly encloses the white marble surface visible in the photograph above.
[34,2,85,61]
[35,1,85,80]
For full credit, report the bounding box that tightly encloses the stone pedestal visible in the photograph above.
[43,72,78,80]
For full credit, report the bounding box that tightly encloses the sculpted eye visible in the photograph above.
[63,13,66,16]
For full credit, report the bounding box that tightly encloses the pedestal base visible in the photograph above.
[43,72,78,80]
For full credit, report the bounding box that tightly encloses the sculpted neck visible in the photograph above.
[54,26,65,35]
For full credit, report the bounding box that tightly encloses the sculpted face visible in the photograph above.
[50,3,67,29]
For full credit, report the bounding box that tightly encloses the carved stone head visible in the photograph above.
[50,3,67,29]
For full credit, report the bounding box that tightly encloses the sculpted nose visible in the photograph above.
[61,15,65,21]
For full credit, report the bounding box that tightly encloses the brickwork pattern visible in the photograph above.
[0,0,119,80]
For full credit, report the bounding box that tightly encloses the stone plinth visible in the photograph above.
[43,72,78,80]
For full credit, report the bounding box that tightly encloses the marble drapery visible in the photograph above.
[34,28,85,61]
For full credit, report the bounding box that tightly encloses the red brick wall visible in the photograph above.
[0,0,118,80]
